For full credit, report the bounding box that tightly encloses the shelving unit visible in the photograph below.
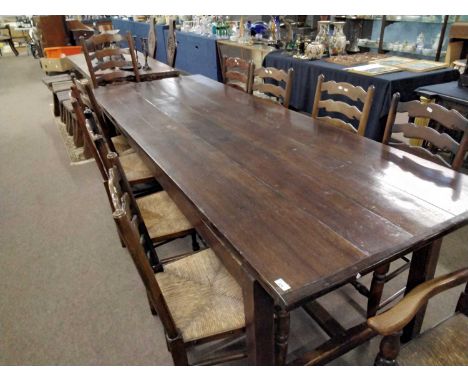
[377,15,449,61]
[347,15,454,62]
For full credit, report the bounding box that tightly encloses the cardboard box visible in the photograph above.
[40,57,73,73]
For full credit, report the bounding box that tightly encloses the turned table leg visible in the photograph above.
[367,263,390,318]
[401,238,442,343]
[275,307,290,365]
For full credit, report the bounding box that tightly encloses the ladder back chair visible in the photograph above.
[108,164,246,365]
[383,92,468,171]
[72,99,199,252]
[222,56,254,93]
[364,96,468,316]
[105,150,199,251]
[251,67,294,108]
[71,76,133,156]
[80,31,140,88]
[368,267,468,366]
[311,74,375,136]
[71,96,154,186]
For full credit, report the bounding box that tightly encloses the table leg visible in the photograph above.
[243,276,275,365]
[275,307,290,365]
[367,262,391,318]
[401,238,442,343]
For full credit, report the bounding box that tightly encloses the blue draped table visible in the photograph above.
[112,19,221,81]
[264,51,459,141]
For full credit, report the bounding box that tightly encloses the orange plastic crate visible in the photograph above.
[44,46,82,59]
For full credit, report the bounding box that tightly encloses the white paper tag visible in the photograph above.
[275,278,291,291]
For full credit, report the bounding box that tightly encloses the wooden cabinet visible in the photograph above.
[36,16,70,49]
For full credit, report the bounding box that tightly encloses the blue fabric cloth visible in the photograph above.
[264,51,460,141]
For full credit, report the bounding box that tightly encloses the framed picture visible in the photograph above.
[344,63,402,76]
[371,56,416,67]
[396,60,449,72]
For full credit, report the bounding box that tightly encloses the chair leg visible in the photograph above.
[456,283,468,315]
[65,111,72,135]
[191,231,200,251]
[374,332,401,366]
[8,39,19,56]
[146,291,157,316]
[73,116,84,147]
[53,93,60,116]
[166,332,189,365]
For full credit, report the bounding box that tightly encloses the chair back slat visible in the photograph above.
[321,80,369,103]
[317,116,358,134]
[393,123,461,155]
[94,47,126,60]
[90,32,124,46]
[397,100,468,133]
[312,74,375,136]
[225,70,249,84]
[389,143,452,168]
[318,99,362,121]
[252,82,286,100]
[224,56,251,70]
[94,71,133,83]
[254,67,289,83]
[384,92,468,171]
[93,59,133,71]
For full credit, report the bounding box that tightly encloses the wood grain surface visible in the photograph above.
[95,75,468,309]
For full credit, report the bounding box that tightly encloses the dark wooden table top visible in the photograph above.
[66,52,179,81]
[95,74,468,309]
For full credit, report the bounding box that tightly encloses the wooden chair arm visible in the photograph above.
[368,267,468,336]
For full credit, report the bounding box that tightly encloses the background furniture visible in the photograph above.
[0,24,19,56]
[445,22,468,66]
[349,15,460,62]
[112,18,222,81]
[36,16,70,49]
[416,81,468,116]
[368,268,468,366]
[95,75,468,365]
[217,39,275,68]
[264,50,459,141]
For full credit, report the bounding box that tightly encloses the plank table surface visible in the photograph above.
[66,51,179,81]
[94,74,468,363]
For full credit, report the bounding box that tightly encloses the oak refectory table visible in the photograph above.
[94,74,468,365]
